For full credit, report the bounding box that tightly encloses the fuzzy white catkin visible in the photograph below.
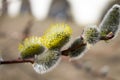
[33,50,61,74]
[82,25,100,44]
[99,4,120,38]
[69,37,88,60]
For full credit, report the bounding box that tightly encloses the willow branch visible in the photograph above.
[0,33,114,65]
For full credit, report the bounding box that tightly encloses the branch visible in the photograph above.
[0,33,114,65]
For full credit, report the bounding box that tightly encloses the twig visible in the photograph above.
[0,58,34,65]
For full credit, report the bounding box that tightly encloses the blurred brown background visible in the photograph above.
[0,0,120,80]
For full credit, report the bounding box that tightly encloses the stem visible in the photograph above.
[0,58,34,65]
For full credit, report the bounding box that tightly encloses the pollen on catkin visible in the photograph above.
[18,36,45,58]
[33,50,61,74]
[99,4,120,38]
[41,23,72,49]
[68,37,88,60]
[82,25,100,44]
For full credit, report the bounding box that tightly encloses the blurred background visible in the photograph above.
[0,0,120,80]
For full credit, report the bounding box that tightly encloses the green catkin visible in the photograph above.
[82,25,100,44]
[41,23,72,49]
[100,4,120,38]
[68,37,88,60]
[18,36,45,58]
[33,50,61,74]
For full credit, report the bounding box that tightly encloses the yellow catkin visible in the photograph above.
[41,23,72,49]
[18,36,45,58]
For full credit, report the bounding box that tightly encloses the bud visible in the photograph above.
[41,23,72,49]
[33,50,61,74]
[82,25,100,44]
[18,36,45,58]
[100,4,120,38]
[68,37,88,60]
